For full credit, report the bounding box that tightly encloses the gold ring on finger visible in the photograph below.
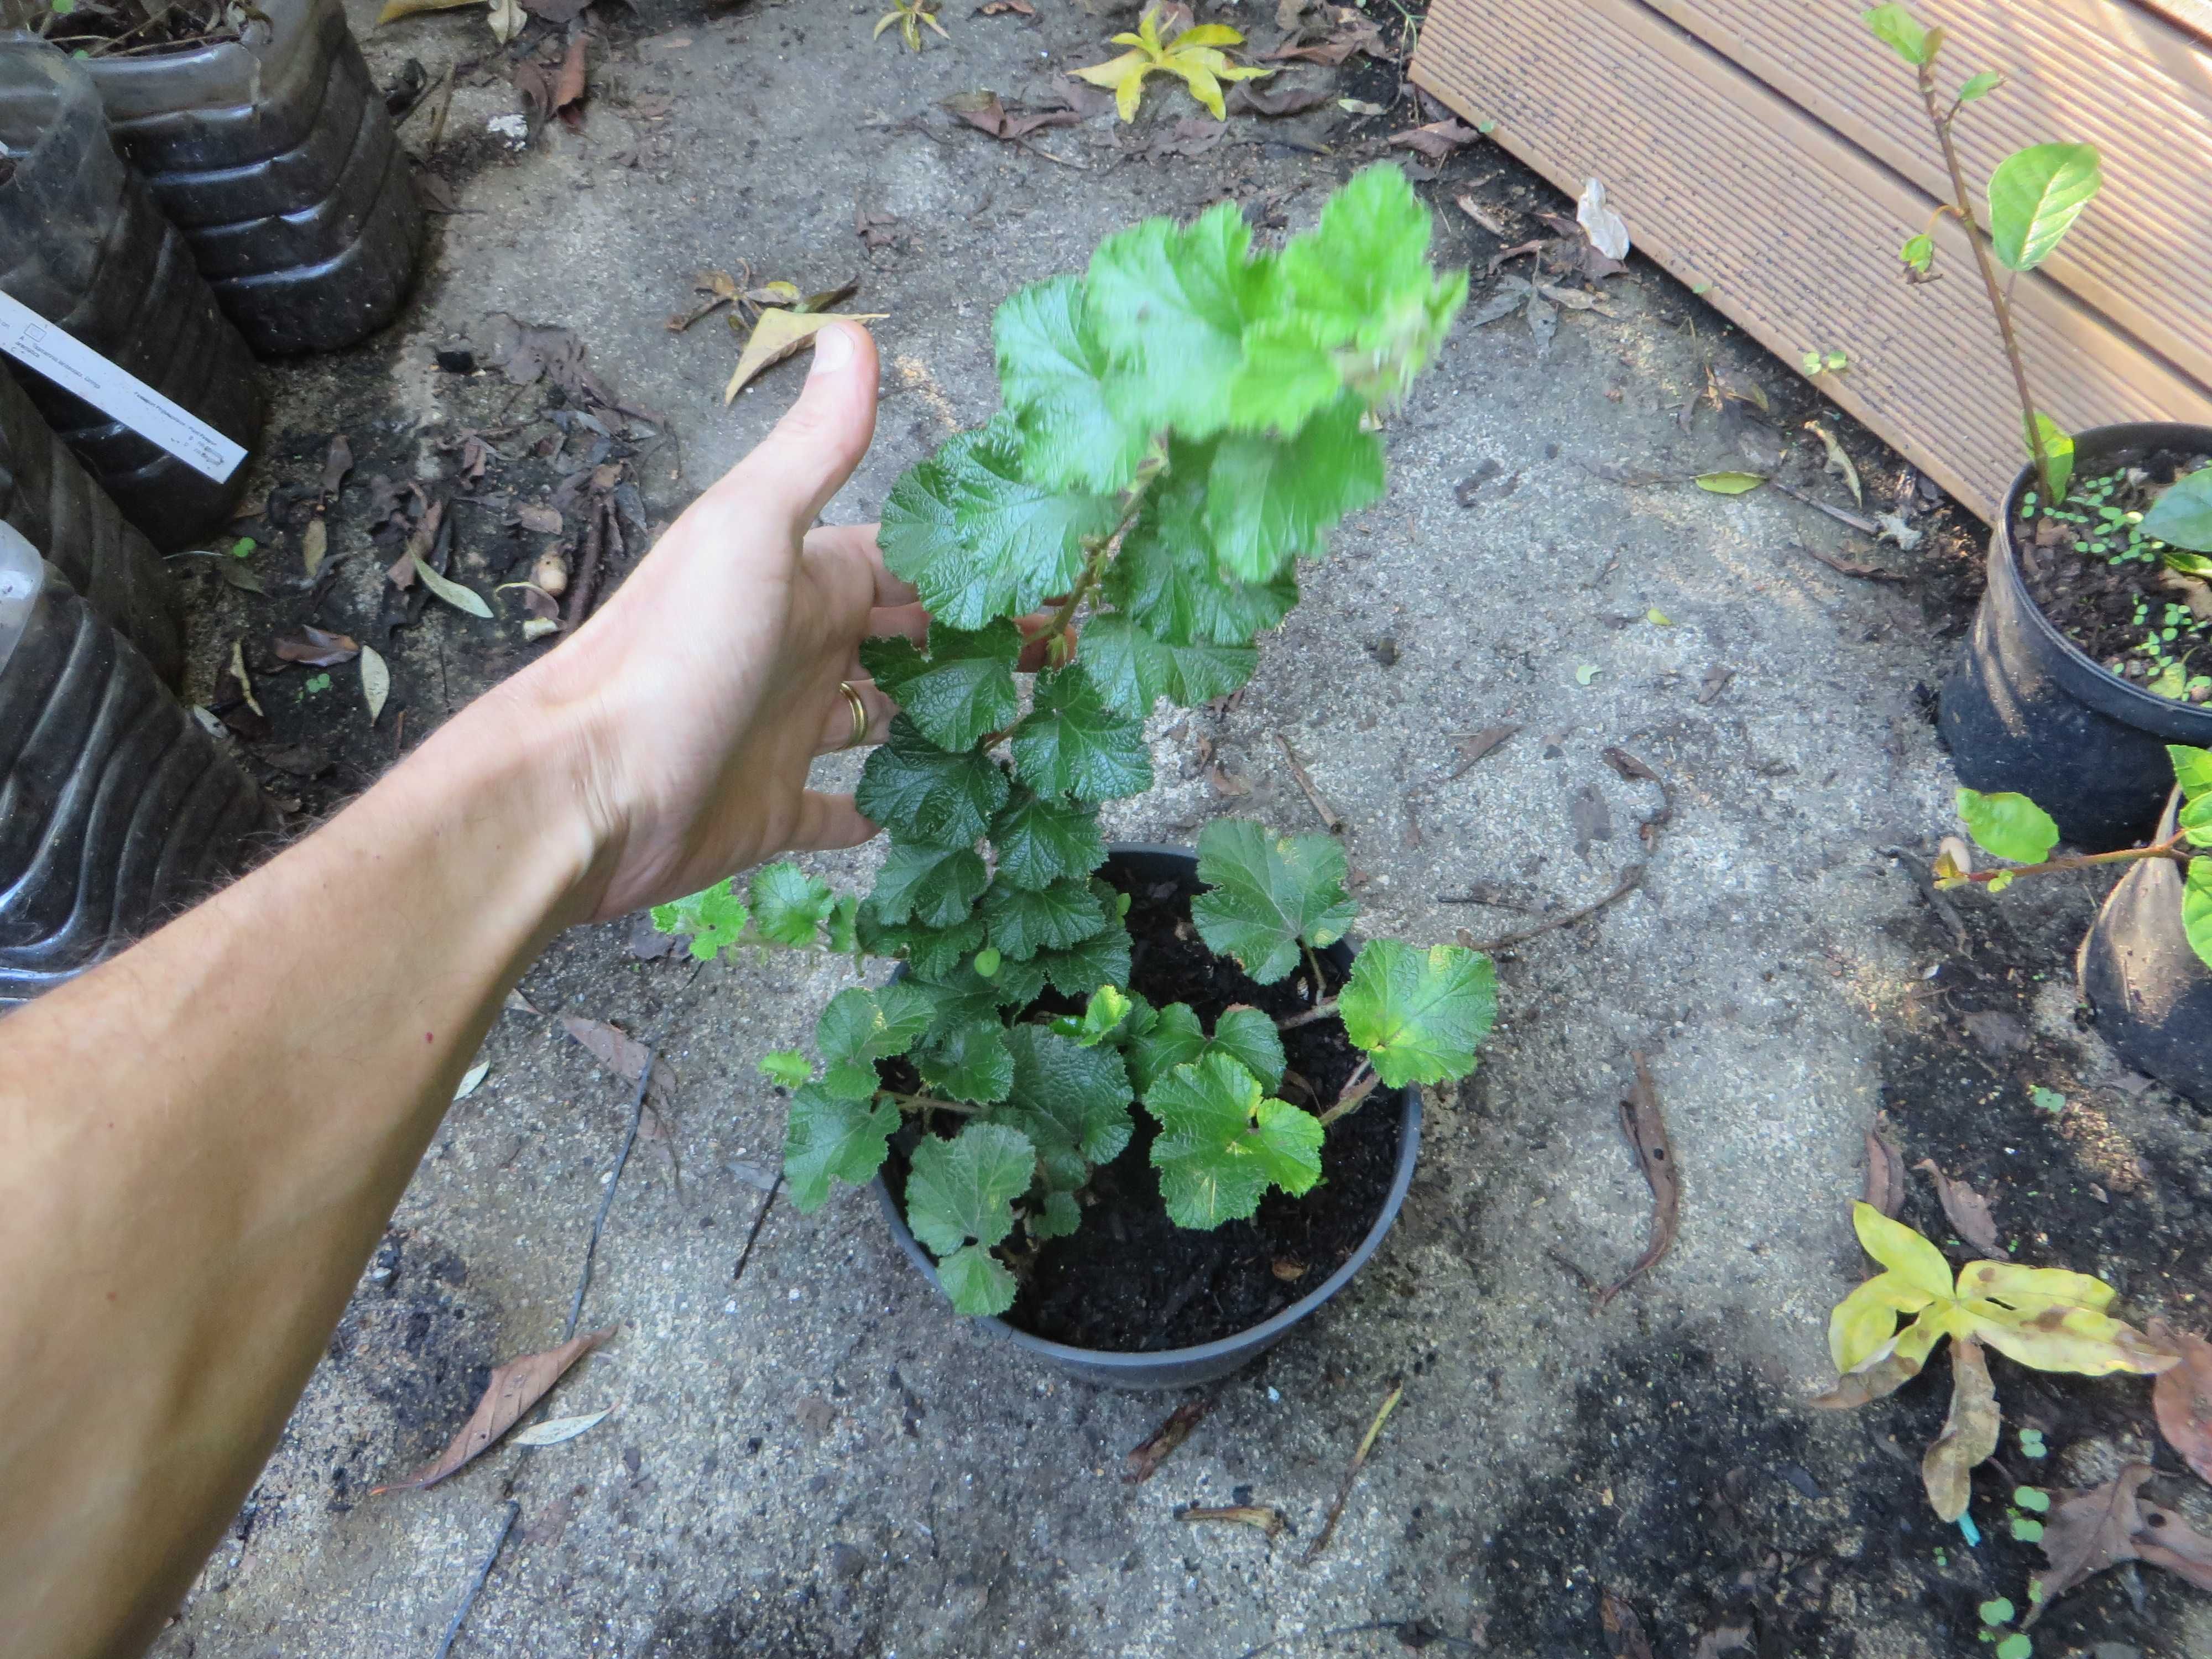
[839,681,869,749]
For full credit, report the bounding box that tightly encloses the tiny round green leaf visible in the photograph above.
[1995,1632,2032,1659]
[1978,1598,2014,1626]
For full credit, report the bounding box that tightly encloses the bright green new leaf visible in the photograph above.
[918,950,1047,1027]
[2185,860,2212,973]
[782,1083,899,1211]
[1052,983,1134,1047]
[972,945,1003,979]
[1086,203,1271,441]
[759,1050,812,1089]
[1338,940,1497,1087]
[1124,1000,1207,1094]
[1979,1597,2015,1627]
[1107,457,1300,645]
[1033,920,1134,998]
[993,274,1152,494]
[1147,1052,1323,1228]
[1958,786,2059,865]
[915,1018,1016,1105]
[2015,1486,2051,1513]
[857,718,1010,848]
[2030,1084,2067,1114]
[935,1243,1019,1317]
[1202,396,1386,582]
[651,879,750,961]
[1695,471,1766,495]
[2021,411,2075,505]
[1077,612,1256,720]
[2140,465,2212,554]
[750,863,838,947]
[981,875,1113,962]
[988,790,1108,889]
[1190,818,1357,985]
[987,1025,1134,1189]
[815,982,935,1098]
[1208,1004,1287,1090]
[1986,143,2103,273]
[1957,69,2003,102]
[1994,1634,2032,1659]
[872,842,990,929]
[859,620,1023,753]
[1863,3,1931,64]
[1011,666,1154,801]
[1899,232,1935,274]
[905,1121,1036,1314]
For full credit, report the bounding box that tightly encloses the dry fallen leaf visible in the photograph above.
[942,90,1079,143]
[374,0,477,23]
[2149,1321,2212,1486]
[724,309,886,403]
[488,0,524,41]
[1569,780,1613,860]
[1921,1334,1999,1520]
[300,514,328,578]
[1577,178,1631,262]
[516,502,562,535]
[1385,118,1483,161]
[1261,14,1384,65]
[371,1326,614,1491]
[1178,1504,1288,1537]
[561,1015,679,1105]
[553,32,588,127]
[1447,723,1519,779]
[2029,1464,2212,1621]
[1302,1378,1402,1564]
[1863,1113,1906,1218]
[1805,421,1865,507]
[1600,1589,1655,1659]
[1124,1397,1213,1484]
[510,1407,611,1447]
[1595,1053,1676,1310]
[1915,1157,2000,1253]
[228,639,262,718]
[412,554,493,619]
[360,645,390,725]
[273,625,361,667]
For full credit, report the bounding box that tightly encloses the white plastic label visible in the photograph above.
[0,290,247,484]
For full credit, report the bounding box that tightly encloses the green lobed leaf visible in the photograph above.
[915,1018,1016,1105]
[1030,1189,1083,1240]
[782,1083,899,1211]
[1958,787,2060,865]
[1078,611,1256,720]
[815,982,935,1098]
[936,1243,1019,1316]
[825,893,860,956]
[759,1049,812,1089]
[857,718,1011,848]
[1202,395,1386,583]
[917,952,1049,1031]
[1899,232,1934,274]
[2140,466,2212,554]
[1034,919,1134,997]
[1011,665,1155,802]
[906,1120,1035,1255]
[1209,1004,1287,1090]
[859,620,1024,753]
[1986,143,2103,273]
[2179,791,2212,845]
[989,789,1108,890]
[2022,412,2075,505]
[980,875,1113,962]
[1125,999,1208,1094]
[750,863,838,947]
[987,1025,1135,1189]
[1338,940,1498,1088]
[856,899,988,979]
[1863,3,1931,64]
[2184,860,2212,973]
[2171,744,2212,805]
[1107,448,1300,646]
[1190,818,1357,984]
[651,879,750,961]
[994,274,1153,495]
[871,842,990,929]
[1147,1052,1323,1229]
[1086,202,1271,442]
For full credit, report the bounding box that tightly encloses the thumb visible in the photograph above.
[719,320,880,533]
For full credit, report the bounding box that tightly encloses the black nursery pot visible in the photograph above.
[2077,787,2212,1105]
[873,844,1423,1392]
[1939,421,2212,852]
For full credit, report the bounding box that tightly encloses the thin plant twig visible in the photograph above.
[1458,863,1646,954]
[731,1173,782,1288]
[1275,732,1344,832]
[1317,1060,1377,1127]
[430,1500,520,1659]
[1276,996,1338,1031]
[564,1042,653,1343]
[1301,1378,1405,1564]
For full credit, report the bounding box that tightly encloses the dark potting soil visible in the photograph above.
[2013,446,2212,701]
[884,860,1402,1354]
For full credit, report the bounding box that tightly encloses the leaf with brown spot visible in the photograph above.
[1915,1157,2000,1253]
[1863,1113,1906,1218]
[371,1327,614,1492]
[1599,1589,1654,1659]
[273,626,361,667]
[2149,1320,2212,1485]
[1921,1335,1999,1520]
[1595,1053,1676,1310]
[1124,1397,1213,1483]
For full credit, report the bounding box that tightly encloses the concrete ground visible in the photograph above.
[145,2,2212,1656]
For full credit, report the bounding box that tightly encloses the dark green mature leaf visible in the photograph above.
[917,952,1049,1035]
[995,274,1153,494]
[1107,455,1299,646]
[1191,818,1357,984]
[815,982,935,1098]
[989,790,1108,889]
[906,1122,1036,1315]
[1203,396,1386,582]
[2172,745,2212,805]
[1125,1000,1207,1094]
[860,620,1023,752]
[857,895,988,978]
[1011,666,1154,801]
[1986,143,2103,273]
[1146,1052,1323,1228]
[872,842,990,929]
[988,1025,1134,1188]
[1209,1005,1287,1090]
[857,718,1010,848]
[1034,921,1134,997]
[750,863,837,946]
[1078,612,1256,719]
[2141,467,2212,555]
[1337,940,1496,1087]
[1087,202,1271,442]
[650,879,750,961]
[915,1019,1016,1105]
[1030,1189,1082,1239]
[783,1084,899,1211]
[2185,860,2212,973]
[1959,787,2060,865]
[981,875,1112,961]
[1863,2,1932,65]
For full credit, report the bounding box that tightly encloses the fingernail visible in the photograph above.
[809,322,854,377]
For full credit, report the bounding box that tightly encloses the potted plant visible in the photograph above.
[8,0,426,356]
[1943,745,2211,1102]
[654,165,1496,1387]
[1859,6,2212,851]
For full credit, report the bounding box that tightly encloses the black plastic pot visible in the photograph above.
[0,358,183,685]
[86,0,426,356]
[1939,422,2212,852]
[874,843,1422,1391]
[2077,787,2212,1105]
[0,524,276,1005]
[0,43,261,549]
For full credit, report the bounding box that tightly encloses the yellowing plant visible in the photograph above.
[1074,6,1269,121]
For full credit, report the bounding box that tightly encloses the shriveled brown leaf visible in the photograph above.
[320,434,353,499]
[1447,723,1518,779]
[1595,1053,1677,1310]
[1961,1009,2030,1059]
[2149,1320,2212,1486]
[1261,15,1385,64]
[1142,114,1227,160]
[1386,118,1481,161]
[1863,1112,1906,1218]
[1914,1157,2000,1253]
[1599,1589,1654,1659]
[724,309,886,403]
[1301,1378,1402,1564]
[374,0,476,23]
[942,90,1079,142]
[300,514,328,579]
[1177,1504,1287,1537]
[553,33,588,127]
[371,1326,613,1492]
[1569,781,1613,861]
[482,313,665,424]
[1536,211,1629,281]
[2027,1464,2212,1620]
[516,502,563,534]
[273,626,361,668]
[1921,1335,1999,1520]
[1124,1397,1213,1484]
[1599,745,1672,847]
[1697,664,1734,705]
[978,0,1034,13]
[561,1015,677,1103]
[1227,79,1336,117]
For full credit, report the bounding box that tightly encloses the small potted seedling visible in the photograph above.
[655,168,1494,1388]
[1859,5,2212,851]
[1944,744,2212,1102]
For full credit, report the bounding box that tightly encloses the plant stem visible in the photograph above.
[881,1089,979,1116]
[1039,469,1157,653]
[1302,942,1328,1003]
[1955,832,2196,886]
[1317,1060,1377,1128]
[1277,996,1338,1031]
[1917,60,2054,503]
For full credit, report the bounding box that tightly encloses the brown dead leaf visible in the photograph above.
[1691,1628,1752,1659]
[553,33,588,129]
[1447,723,1519,779]
[1961,1009,2030,1059]
[1595,1053,1676,1311]
[1863,1113,1906,1217]
[1124,1397,1213,1484]
[1386,118,1481,161]
[1274,733,1343,832]
[371,1326,613,1492]
[1261,14,1385,64]
[319,434,353,499]
[1569,781,1613,860]
[1228,79,1336,117]
[942,90,1079,143]
[1178,1504,1287,1537]
[272,626,361,668]
[1599,745,1672,847]
[1697,665,1734,705]
[300,514,328,579]
[561,1015,678,1105]
[516,502,562,535]
[2149,1321,2212,1485]
[482,314,665,425]
[724,309,886,404]
[2029,1464,2212,1621]
[1921,1335,1999,1520]
[1537,211,1629,282]
[1914,1157,2000,1253]
[1455,193,1510,236]
[1599,1589,1654,1659]
[978,0,1034,12]
[1804,421,1864,507]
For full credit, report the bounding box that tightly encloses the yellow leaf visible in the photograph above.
[1829,1271,1937,1371]
[1851,1202,1955,1303]
[1175,23,1246,46]
[374,0,477,23]
[1074,9,1265,123]
[1167,59,1227,118]
[724,310,887,404]
[1811,1310,1944,1409]
[873,11,899,35]
[1957,1259,2115,1316]
[1921,1335,2000,1521]
[1964,1301,2178,1376]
